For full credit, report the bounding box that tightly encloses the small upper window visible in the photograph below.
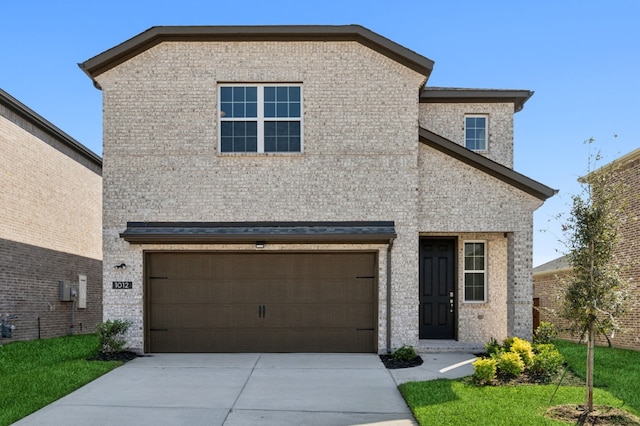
[465,115,487,151]
[219,84,302,153]
[464,241,487,302]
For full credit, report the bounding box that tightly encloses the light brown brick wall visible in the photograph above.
[419,102,514,168]
[96,39,542,352]
[0,110,102,342]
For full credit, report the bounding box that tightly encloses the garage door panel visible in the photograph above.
[147,252,376,353]
[150,303,181,329]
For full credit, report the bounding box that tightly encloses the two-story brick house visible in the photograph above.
[534,147,640,350]
[80,25,555,353]
[0,88,102,342]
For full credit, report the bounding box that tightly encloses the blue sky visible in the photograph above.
[2,1,638,266]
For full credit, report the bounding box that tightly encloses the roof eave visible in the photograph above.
[0,88,102,168]
[80,25,434,88]
[420,88,534,112]
[419,127,557,201]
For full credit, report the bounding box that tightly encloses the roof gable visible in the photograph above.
[419,127,556,201]
[80,25,434,87]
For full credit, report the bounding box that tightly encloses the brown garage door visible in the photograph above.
[146,252,376,353]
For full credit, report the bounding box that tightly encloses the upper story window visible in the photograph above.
[219,84,302,153]
[464,241,487,302]
[465,115,487,151]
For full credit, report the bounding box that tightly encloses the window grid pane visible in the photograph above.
[220,85,302,153]
[465,116,487,151]
[220,121,258,153]
[464,242,486,302]
[264,121,301,152]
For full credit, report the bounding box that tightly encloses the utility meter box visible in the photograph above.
[59,280,72,301]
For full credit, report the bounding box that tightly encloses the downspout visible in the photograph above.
[386,238,394,354]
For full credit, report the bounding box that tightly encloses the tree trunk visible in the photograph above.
[586,326,595,412]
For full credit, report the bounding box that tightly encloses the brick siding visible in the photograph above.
[96,39,543,352]
[0,100,102,342]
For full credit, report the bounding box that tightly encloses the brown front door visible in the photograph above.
[419,239,456,339]
[146,252,377,353]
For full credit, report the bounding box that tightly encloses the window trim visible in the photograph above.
[463,240,487,303]
[218,83,303,154]
[464,114,488,152]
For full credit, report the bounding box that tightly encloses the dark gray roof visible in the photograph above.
[80,25,434,87]
[421,87,534,112]
[121,221,396,244]
[0,88,102,174]
[419,127,557,201]
[533,255,570,275]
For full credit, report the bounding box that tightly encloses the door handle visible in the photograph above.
[258,305,267,318]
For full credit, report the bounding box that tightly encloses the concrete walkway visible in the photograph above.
[14,352,476,426]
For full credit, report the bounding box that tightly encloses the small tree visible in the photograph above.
[560,139,632,417]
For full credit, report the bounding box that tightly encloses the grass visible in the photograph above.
[399,340,640,425]
[554,339,640,414]
[0,334,123,426]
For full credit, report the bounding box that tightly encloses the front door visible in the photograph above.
[419,238,456,339]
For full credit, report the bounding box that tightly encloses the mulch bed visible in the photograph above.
[379,354,424,369]
[88,351,140,362]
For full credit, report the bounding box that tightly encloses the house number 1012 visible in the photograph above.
[112,281,133,289]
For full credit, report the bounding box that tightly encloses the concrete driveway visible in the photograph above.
[14,352,475,426]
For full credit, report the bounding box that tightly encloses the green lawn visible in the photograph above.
[0,334,122,426]
[554,339,640,414]
[399,340,640,425]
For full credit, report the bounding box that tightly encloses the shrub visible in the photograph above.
[510,337,534,367]
[530,345,564,381]
[393,344,417,361]
[496,351,524,378]
[97,319,131,354]
[472,357,497,385]
[484,337,501,357]
[533,321,558,344]
[501,337,515,352]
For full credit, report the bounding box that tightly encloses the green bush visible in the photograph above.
[496,351,524,378]
[501,337,515,352]
[393,344,417,361]
[530,345,564,381]
[484,337,501,357]
[97,319,131,354]
[510,337,534,367]
[472,357,497,385]
[533,321,558,344]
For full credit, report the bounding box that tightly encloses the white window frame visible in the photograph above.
[218,83,303,153]
[464,115,488,152]
[463,240,487,303]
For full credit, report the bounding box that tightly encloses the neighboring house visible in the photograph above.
[0,88,102,342]
[79,25,555,354]
[534,147,640,351]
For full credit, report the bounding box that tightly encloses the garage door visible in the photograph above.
[146,252,377,353]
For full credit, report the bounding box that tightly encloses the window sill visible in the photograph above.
[217,152,304,157]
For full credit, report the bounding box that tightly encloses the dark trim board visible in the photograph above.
[80,25,434,86]
[419,127,557,201]
[121,221,397,244]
